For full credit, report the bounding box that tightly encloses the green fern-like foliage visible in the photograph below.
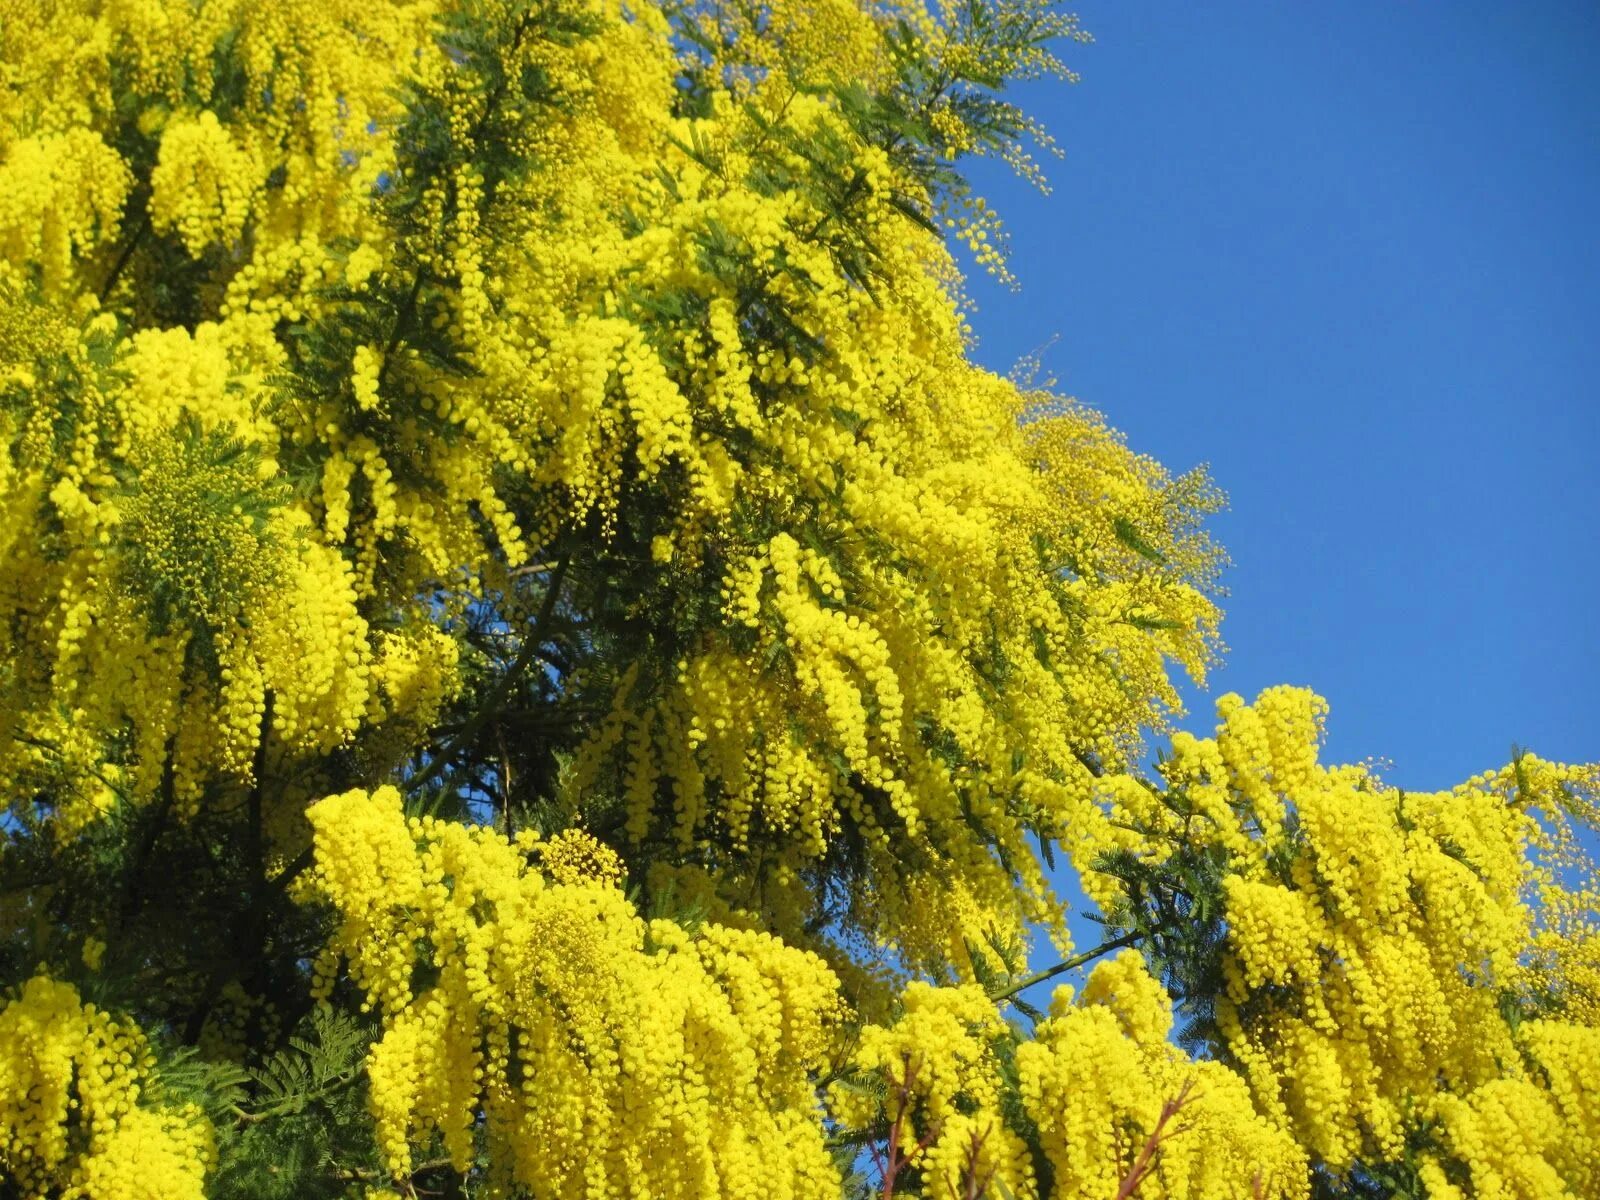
[203,1007,385,1200]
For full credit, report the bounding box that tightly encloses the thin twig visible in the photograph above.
[872,1054,942,1200]
[1114,1080,1199,1200]
[99,210,150,303]
[986,930,1145,1004]
[406,553,570,795]
[948,1125,994,1200]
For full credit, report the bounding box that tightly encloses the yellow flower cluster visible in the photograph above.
[831,982,1038,1198]
[0,976,213,1200]
[0,0,448,826]
[0,0,1218,982]
[0,129,129,295]
[299,786,844,1197]
[1101,688,1599,1192]
[0,295,382,818]
[831,954,1306,1199]
[1020,953,1307,1200]
[534,826,627,887]
[1491,755,1600,1026]
[574,382,1221,968]
[149,110,263,256]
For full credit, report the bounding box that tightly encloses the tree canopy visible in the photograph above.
[0,1,1595,1198]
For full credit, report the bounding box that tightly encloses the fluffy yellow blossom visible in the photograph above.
[0,129,130,294]
[1100,688,1600,1193]
[1020,953,1308,1200]
[830,982,1037,1199]
[832,955,1307,1199]
[299,786,844,1197]
[149,110,264,256]
[0,976,213,1200]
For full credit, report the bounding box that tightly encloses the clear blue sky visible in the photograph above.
[963,0,1598,794]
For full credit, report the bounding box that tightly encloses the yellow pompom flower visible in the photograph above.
[1101,688,1600,1191]
[299,786,844,1197]
[149,110,264,256]
[0,977,214,1200]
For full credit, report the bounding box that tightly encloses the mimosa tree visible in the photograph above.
[0,1,1593,1197]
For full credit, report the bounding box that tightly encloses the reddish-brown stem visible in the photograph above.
[1114,1080,1199,1200]
[873,1054,943,1200]
[951,1125,994,1200]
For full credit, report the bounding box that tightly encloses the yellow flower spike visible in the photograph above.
[0,977,213,1200]
[300,786,843,1195]
[1102,688,1600,1189]
[1,3,1588,1196]
[835,955,1307,1200]
[149,111,264,257]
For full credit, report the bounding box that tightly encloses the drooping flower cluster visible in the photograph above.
[0,976,213,1200]
[1098,687,1600,1193]
[830,952,1306,1199]
[0,0,1222,976]
[299,786,845,1197]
